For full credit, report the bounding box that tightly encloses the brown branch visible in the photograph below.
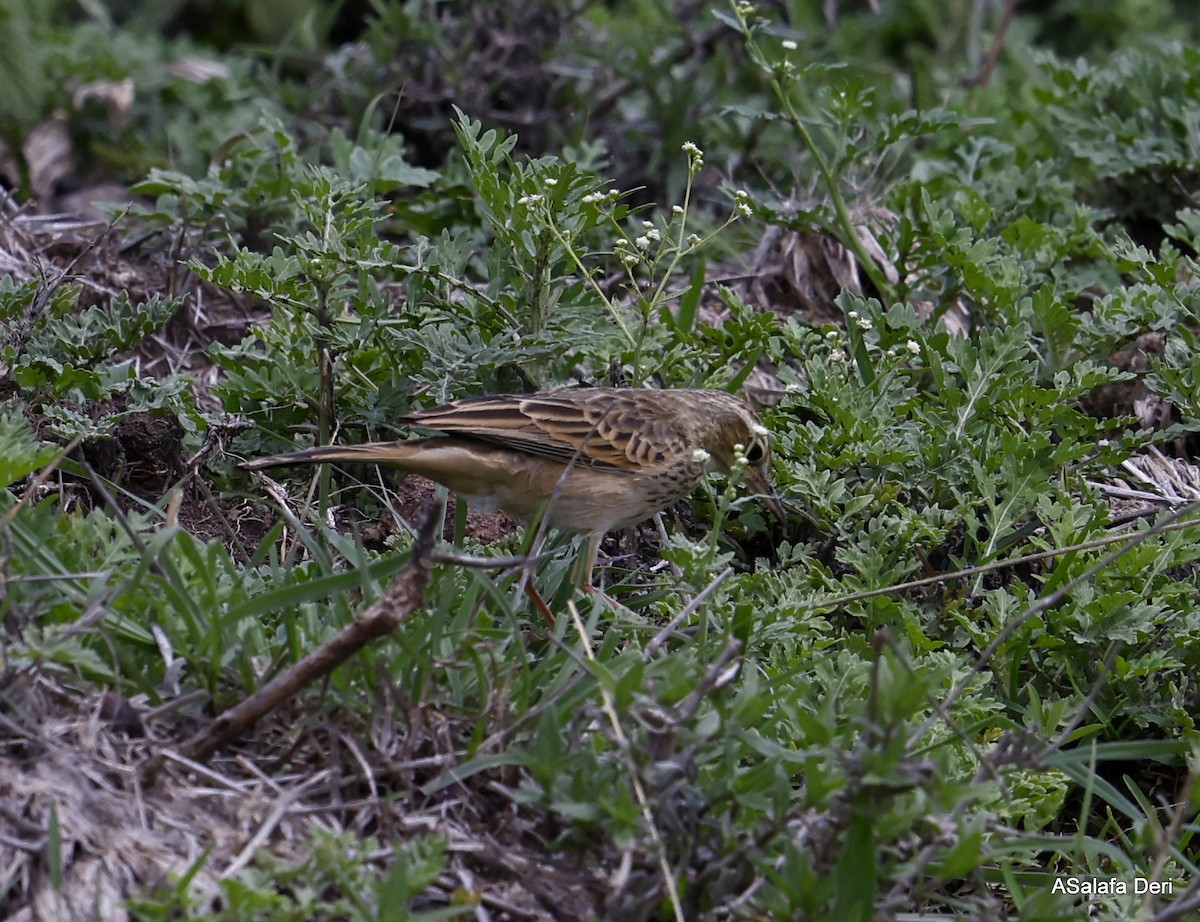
[146,496,443,775]
[6,208,129,361]
[965,0,1018,88]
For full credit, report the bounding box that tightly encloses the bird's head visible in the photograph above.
[696,392,786,522]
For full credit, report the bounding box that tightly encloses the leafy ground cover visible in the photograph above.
[4,1,1200,919]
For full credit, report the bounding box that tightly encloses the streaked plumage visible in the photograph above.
[245,387,784,601]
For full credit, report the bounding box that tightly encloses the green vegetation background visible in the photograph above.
[4,0,1200,919]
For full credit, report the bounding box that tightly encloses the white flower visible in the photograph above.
[781,39,797,51]
[672,205,684,215]
[645,228,661,242]
[736,202,752,217]
[830,349,847,363]
[906,340,921,354]
[545,178,558,187]
[681,141,702,156]
[635,235,650,249]
[750,422,768,437]
[825,330,840,340]
[692,448,711,464]
[856,317,873,330]
[687,233,702,246]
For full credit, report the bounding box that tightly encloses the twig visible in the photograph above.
[644,566,733,656]
[567,600,685,922]
[918,499,1200,738]
[964,0,1018,88]
[820,509,1200,608]
[144,497,442,776]
[431,547,557,569]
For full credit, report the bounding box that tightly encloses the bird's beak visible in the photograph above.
[746,466,786,522]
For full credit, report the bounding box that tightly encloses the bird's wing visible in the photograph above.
[402,389,688,472]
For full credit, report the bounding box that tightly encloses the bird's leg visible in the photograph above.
[574,535,602,593]
[575,535,637,617]
[530,536,625,626]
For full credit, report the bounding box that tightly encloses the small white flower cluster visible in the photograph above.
[826,321,920,366]
[886,339,924,360]
[682,140,704,172]
[616,218,669,266]
[846,310,873,331]
[635,220,662,250]
[614,237,640,266]
[517,194,543,206]
[733,188,753,218]
[582,188,621,206]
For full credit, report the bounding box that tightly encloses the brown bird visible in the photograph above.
[245,387,785,617]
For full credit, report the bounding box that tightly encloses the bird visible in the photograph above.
[245,386,785,620]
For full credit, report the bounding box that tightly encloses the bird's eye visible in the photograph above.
[745,440,766,464]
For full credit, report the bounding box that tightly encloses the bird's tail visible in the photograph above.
[243,441,419,472]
